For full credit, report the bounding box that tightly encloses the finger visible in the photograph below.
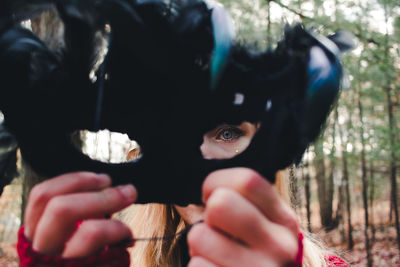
[188,257,218,267]
[62,219,133,258]
[205,188,297,262]
[188,223,265,267]
[24,172,112,239]
[32,184,136,255]
[202,168,298,234]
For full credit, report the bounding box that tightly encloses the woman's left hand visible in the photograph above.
[187,168,300,267]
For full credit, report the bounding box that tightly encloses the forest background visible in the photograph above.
[0,0,400,266]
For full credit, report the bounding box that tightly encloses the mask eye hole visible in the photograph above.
[71,130,141,164]
[200,122,260,160]
[215,126,244,142]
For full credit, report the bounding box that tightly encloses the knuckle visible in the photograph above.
[206,188,233,215]
[203,168,236,190]
[285,214,299,233]
[109,220,131,237]
[280,206,299,233]
[187,224,207,247]
[74,173,97,184]
[188,257,209,267]
[235,168,264,193]
[205,188,242,226]
[80,224,104,244]
[78,172,106,185]
[46,197,72,218]
[100,188,121,207]
[268,230,298,263]
[202,171,219,194]
[99,185,136,211]
[69,171,94,179]
[68,172,104,189]
[204,168,224,181]
[62,172,107,189]
[28,184,51,206]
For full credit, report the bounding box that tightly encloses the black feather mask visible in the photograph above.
[0,0,354,204]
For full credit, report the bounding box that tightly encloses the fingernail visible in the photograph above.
[119,184,137,202]
[97,173,111,186]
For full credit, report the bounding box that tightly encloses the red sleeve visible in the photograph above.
[285,232,304,267]
[17,226,131,267]
[325,255,350,267]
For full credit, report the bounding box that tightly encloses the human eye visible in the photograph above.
[214,125,244,142]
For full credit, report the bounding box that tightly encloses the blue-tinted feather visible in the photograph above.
[306,46,340,100]
[209,4,235,90]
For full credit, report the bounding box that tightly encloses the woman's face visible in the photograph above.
[176,121,259,224]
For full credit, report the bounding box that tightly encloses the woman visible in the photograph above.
[18,122,348,266]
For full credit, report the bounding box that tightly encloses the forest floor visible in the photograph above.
[320,222,400,266]
[298,199,400,266]
[0,181,399,266]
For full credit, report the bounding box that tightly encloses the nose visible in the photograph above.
[200,141,212,160]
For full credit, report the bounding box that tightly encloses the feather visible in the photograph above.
[304,45,341,142]
[209,3,235,90]
[328,30,356,54]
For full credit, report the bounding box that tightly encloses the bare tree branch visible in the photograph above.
[269,0,312,20]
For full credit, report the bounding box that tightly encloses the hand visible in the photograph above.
[23,172,137,258]
[187,168,300,267]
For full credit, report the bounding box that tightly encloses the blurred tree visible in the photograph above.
[357,60,373,267]
[314,138,335,230]
[335,107,354,249]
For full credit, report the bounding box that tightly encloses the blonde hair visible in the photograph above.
[116,204,185,266]
[118,170,330,267]
[276,170,330,267]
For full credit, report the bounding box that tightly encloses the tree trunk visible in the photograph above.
[337,182,346,243]
[357,82,372,267]
[369,160,376,243]
[266,0,272,50]
[329,114,338,229]
[343,155,353,249]
[332,113,344,235]
[335,108,354,249]
[314,139,334,230]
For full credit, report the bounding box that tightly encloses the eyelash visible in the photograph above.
[215,126,244,142]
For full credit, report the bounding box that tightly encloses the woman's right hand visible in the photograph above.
[23,172,137,258]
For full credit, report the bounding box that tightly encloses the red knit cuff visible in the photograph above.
[325,255,349,267]
[285,231,304,267]
[17,226,131,267]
